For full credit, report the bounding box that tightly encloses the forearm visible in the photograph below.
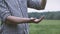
[6,16,32,24]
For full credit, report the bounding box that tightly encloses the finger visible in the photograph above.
[39,16,44,20]
[34,16,44,23]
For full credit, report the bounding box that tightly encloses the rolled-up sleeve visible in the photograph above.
[27,0,47,10]
[0,0,11,22]
[27,0,42,10]
[27,0,37,8]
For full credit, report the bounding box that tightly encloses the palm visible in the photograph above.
[33,16,44,23]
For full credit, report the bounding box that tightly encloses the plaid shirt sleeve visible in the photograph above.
[0,0,11,23]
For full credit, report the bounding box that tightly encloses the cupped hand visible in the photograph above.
[33,16,44,23]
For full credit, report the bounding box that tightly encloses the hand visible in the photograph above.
[30,17,36,21]
[33,16,44,23]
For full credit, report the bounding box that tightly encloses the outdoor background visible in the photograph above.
[0,0,60,34]
[28,0,60,34]
[28,11,60,34]
[27,0,60,34]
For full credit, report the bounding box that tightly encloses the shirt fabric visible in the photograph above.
[0,0,29,34]
[0,0,41,34]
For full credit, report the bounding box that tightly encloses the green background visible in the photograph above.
[29,20,60,34]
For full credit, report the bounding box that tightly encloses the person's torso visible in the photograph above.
[1,0,29,34]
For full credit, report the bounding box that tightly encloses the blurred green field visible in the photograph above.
[29,20,60,34]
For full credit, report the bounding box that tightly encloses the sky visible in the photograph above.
[28,0,60,12]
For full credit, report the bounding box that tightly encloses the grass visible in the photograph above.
[29,20,60,34]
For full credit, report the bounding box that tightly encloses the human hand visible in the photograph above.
[30,16,44,24]
[34,16,44,23]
